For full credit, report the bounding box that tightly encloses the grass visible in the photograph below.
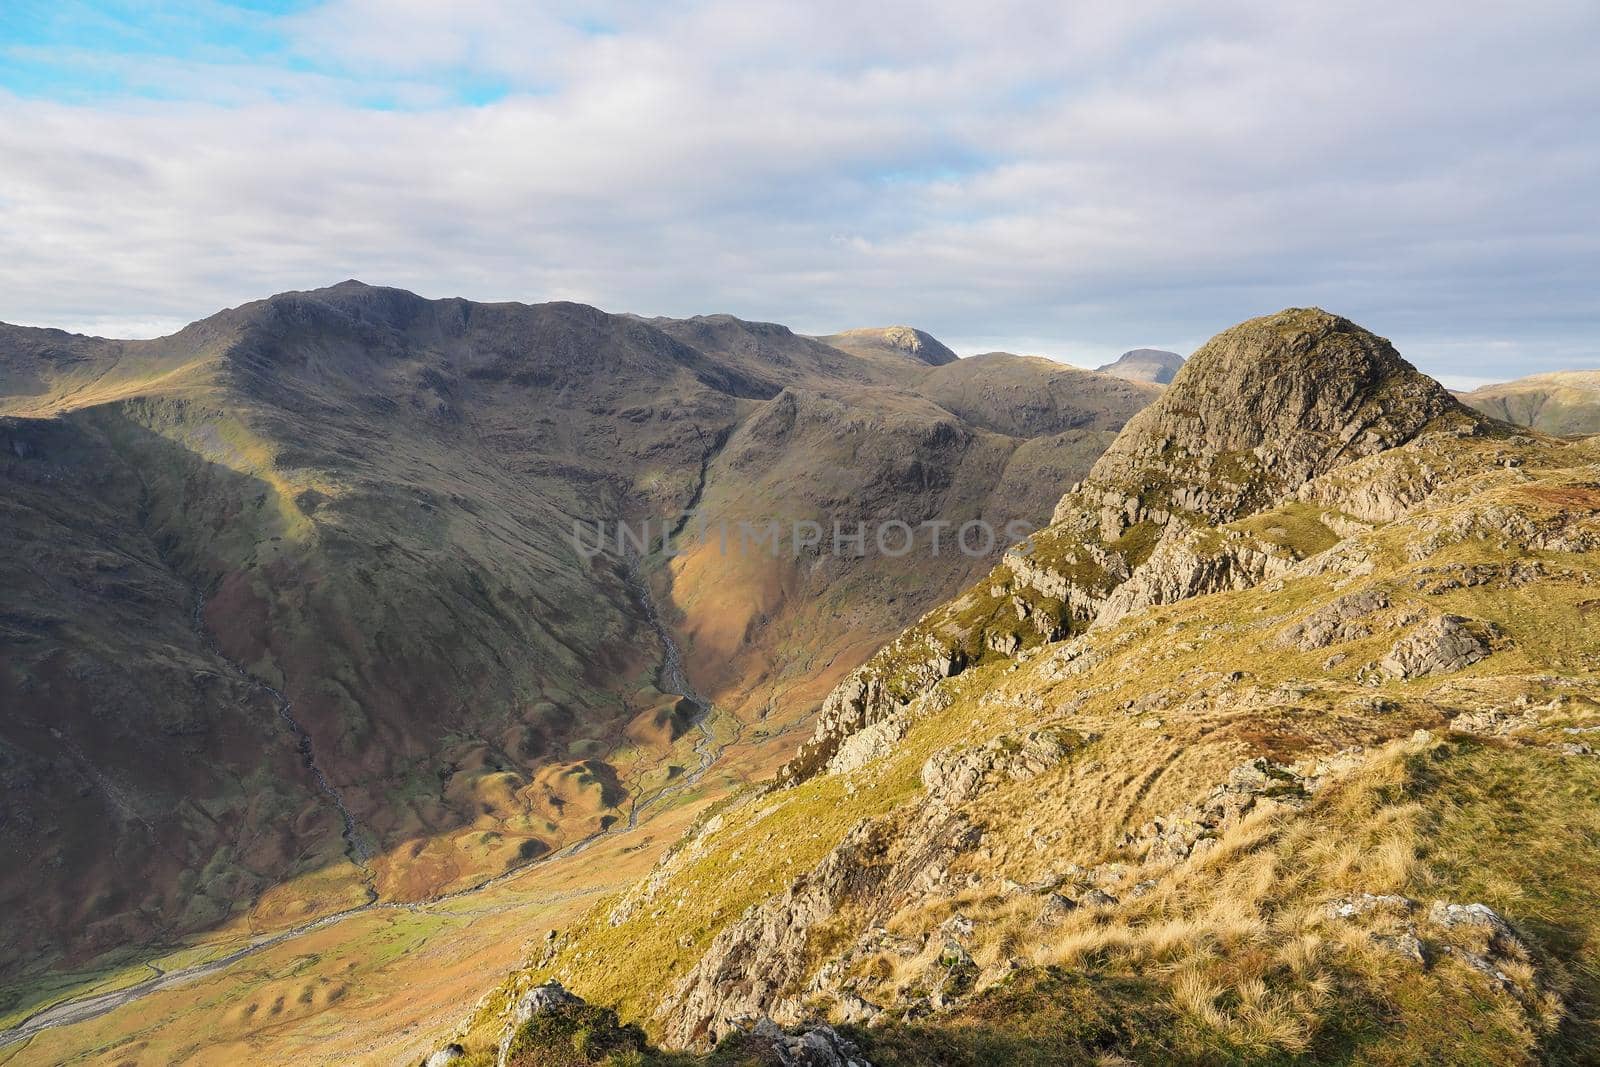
[1411,742,1600,1063]
[453,432,1600,1066]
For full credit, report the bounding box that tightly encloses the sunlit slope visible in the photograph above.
[455,312,1600,1065]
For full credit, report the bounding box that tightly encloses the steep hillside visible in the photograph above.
[449,310,1600,1066]
[1096,348,1185,384]
[1459,370,1600,436]
[0,286,1155,1007]
[914,353,1160,439]
[667,355,1159,727]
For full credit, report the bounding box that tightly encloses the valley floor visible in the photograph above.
[0,696,784,1066]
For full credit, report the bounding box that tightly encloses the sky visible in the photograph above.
[1,2,1597,387]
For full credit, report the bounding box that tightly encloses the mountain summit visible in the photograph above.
[1095,347,1184,384]
[818,326,960,366]
[1084,308,1464,524]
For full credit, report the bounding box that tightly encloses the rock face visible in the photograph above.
[1096,348,1185,384]
[1376,615,1490,680]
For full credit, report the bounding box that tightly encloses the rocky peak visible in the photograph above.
[1066,308,1468,528]
[776,310,1478,788]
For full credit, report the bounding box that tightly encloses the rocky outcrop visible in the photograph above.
[655,818,898,1048]
[775,635,964,787]
[1091,525,1299,631]
[660,726,1082,1048]
[1376,615,1490,680]
[1082,309,1464,526]
[1279,588,1391,651]
[495,981,586,1067]
[742,1017,874,1066]
[489,980,875,1067]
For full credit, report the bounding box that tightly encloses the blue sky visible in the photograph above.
[2,1,1597,386]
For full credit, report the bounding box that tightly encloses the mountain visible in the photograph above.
[1095,347,1185,384]
[0,284,1158,996]
[816,327,960,368]
[1457,369,1600,435]
[446,308,1600,1066]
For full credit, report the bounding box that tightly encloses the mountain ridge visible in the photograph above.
[0,282,1156,991]
[1458,369,1600,436]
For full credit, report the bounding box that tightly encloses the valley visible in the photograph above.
[4,296,1596,1066]
[0,283,1157,1064]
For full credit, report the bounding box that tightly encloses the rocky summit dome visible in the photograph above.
[1080,307,1469,523]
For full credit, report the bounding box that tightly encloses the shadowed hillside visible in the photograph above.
[0,284,1156,999]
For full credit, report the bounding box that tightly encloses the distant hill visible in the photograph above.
[1096,347,1185,384]
[814,325,960,367]
[1457,369,1600,435]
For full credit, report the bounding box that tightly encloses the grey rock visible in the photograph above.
[747,1020,874,1066]
[1379,615,1489,680]
[1325,893,1417,920]
[497,981,585,1067]
[512,980,580,1024]
[1377,932,1428,965]
[1427,901,1511,935]
[1036,893,1077,925]
[423,1044,465,1067]
[1280,588,1390,650]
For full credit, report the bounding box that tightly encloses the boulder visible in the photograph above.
[422,1044,465,1067]
[1378,615,1488,680]
[746,1017,874,1066]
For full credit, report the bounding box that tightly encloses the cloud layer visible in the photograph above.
[2,0,1597,382]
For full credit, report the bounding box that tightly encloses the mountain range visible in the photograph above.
[0,284,1156,1000]
[2,295,1597,1066]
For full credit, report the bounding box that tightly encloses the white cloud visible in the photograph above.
[0,0,1596,381]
